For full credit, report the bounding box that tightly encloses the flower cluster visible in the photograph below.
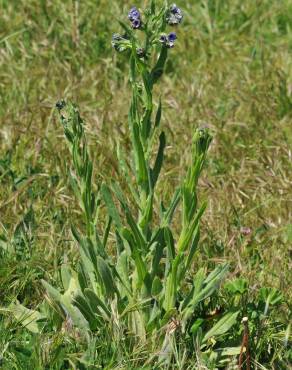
[128,7,142,29]
[112,4,184,52]
[166,3,183,25]
[159,32,177,48]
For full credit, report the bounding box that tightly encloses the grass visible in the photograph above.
[0,0,291,368]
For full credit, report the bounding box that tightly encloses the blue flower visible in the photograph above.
[159,32,177,48]
[167,3,183,25]
[168,32,177,42]
[128,6,142,29]
[170,4,180,14]
[132,18,141,29]
[128,7,140,21]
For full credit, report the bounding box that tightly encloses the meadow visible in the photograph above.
[0,0,291,369]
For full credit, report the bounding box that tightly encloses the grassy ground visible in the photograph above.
[0,0,291,368]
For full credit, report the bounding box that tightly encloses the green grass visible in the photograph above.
[0,0,291,368]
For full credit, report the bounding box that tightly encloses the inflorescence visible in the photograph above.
[112,3,183,53]
[166,3,183,25]
[159,32,177,48]
[128,7,142,29]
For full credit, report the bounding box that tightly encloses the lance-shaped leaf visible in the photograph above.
[202,311,239,342]
[162,188,181,226]
[96,256,118,298]
[155,98,162,128]
[73,293,101,330]
[151,46,168,84]
[141,70,153,140]
[101,184,122,228]
[138,192,154,230]
[112,183,146,251]
[182,264,229,322]
[84,289,111,320]
[132,120,149,191]
[151,131,166,188]
[42,280,90,332]
[177,202,207,254]
[6,304,45,334]
[121,228,149,291]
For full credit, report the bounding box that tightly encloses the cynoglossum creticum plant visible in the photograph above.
[39,2,240,366]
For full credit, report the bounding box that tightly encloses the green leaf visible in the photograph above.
[139,192,154,230]
[141,70,153,140]
[96,257,118,298]
[150,0,156,14]
[181,268,205,312]
[61,265,72,291]
[259,287,283,315]
[163,262,178,311]
[121,228,148,290]
[113,183,146,251]
[190,318,204,335]
[7,304,45,334]
[155,98,162,128]
[73,294,101,330]
[150,238,165,280]
[151,46,168,84]
[84,289,111,320]
[42,280,90,332]
[182,264,229,322]
[183,226,200,275]
[151,276,163,296]
[160,308,177,327]
[177,202,207,254]
[101,184,122,228]
[151,131,166,188]
[224,278,248,295]
[203,311,239,342]
[129,310,146,341]
[102,216,112,248]
[162,188,181,225]
[132,121,149,190]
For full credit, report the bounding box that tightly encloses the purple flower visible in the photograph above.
[167,3,183,25]
[168,32,177,42]
[159,33,178,48]
[128,6,142,29]
[128,7,140,20]
[131,18,141,29]
[128,7,140,21]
